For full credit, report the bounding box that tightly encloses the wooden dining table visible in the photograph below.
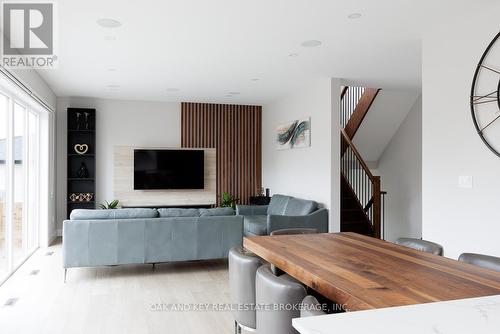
[243,232,500,311]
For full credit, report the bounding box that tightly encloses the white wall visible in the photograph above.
[10,69,57,110]
[56,97,180,232]
[262,78,341,232]
[376,96,422,242]
[422,2,500,259]
[353,90,419,163]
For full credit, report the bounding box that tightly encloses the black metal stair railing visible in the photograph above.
[340,86,365,129]
[340,129,381,238]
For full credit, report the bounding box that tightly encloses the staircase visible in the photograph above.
[340,86,385,238]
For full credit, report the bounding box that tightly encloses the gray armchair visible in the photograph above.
[458,253,500,273]
[256,265,307,334]
[395,238,444,256]
[229,246,262,332]
[237,194,328,237]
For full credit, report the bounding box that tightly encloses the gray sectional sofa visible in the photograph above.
[236,194,328,237]
[62,207,243,272]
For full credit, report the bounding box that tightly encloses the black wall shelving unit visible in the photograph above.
[66,108,96,218]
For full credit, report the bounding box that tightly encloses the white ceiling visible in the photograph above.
[38,0,426,104]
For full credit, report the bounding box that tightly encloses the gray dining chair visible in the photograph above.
[229,246,262,333]
[395,238,444,256]
[270,228,318,236]
[300,295,326,317]
[256,265,307,334]
[458,253,500,273]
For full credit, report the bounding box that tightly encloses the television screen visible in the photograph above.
[134,149,204,190]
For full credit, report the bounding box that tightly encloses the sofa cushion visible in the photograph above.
[284,198,318,216]
[157,208,200,217]
[267,194,292,215]
[199,207,235,216]
[70,208,158,220]
[244,215,268,236]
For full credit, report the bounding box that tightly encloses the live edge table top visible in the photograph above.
[243,232,500,311]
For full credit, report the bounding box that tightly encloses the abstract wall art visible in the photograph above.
[276,117,311,150]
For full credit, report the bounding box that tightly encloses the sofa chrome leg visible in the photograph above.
[64,269,67,283]
[152,263,156,270]
[234,321,238,334]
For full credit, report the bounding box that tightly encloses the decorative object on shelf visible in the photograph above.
[471,31,500,157]
[74,143,89,155]
[98,199,119,209]
[69,193,94,202]
[82,193,94,202]
[220,192,238,209]
[69,193,79,202]
[84,112,90,130]
[77,162,89,178]
[276,117,311,150]
[265,188,270,197]
[75,112,82,130]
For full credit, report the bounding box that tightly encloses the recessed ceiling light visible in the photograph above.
[288,53,299,57]
[166,88,180,92]
[251,78,260,82]
[104,36,116,41]
[107,68,117,72]
[228,92,240,95]
[106,84,120,88]
[301,40,322,47]
[97,18,122,28]
[348,13,362,19]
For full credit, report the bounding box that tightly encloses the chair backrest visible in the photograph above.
[228,247,262,329]
[270,228,318,236]
[395,238,444,256]
[458,253,500,273]
[268,195,292,215]
[283,198,318,216]
[256,265,307,334]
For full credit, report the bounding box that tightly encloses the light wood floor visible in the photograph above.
[0,239,236,334]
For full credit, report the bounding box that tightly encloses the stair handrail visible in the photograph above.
[340,128,375,181]
[340,127,382,238]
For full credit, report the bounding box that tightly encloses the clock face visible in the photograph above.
[471,32,500,157]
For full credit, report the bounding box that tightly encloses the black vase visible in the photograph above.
[77,162,89,178]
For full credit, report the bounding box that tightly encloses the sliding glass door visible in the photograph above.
[0,84,43,283]
[0,93,8,278]
[13,102,25,266]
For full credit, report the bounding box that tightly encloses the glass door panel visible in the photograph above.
[13,102,26,266]
[0,82,44,284]
[27,111,39,252]
[0,94,8,278]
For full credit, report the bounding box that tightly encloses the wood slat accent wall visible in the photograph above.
[181,102,262,205]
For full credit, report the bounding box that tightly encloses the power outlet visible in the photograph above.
[458,176,473,189]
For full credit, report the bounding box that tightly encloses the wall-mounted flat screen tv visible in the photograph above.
[134,149,204,190]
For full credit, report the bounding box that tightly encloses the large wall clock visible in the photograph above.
[471,31,500,157]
